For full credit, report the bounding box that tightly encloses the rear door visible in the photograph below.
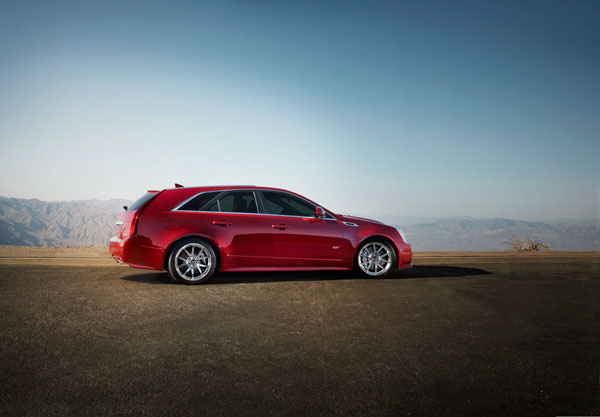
[199,190,270,267]
[259,190,347,268]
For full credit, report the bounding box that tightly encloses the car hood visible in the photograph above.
[335,214,385,226]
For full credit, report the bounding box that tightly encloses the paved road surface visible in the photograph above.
[1,258,598,416]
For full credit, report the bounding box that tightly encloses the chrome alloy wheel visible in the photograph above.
[358,242,392,276]
[174,243,212,281]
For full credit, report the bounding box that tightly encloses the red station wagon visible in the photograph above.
[109,185,412,284]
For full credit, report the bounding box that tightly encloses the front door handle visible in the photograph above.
[212,220,231,227]
[271,224,290,230]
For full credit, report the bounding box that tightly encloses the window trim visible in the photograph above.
[172,188,337,220]
[173,191,222,212]
[172,189,261,214]
[171,191,226,212]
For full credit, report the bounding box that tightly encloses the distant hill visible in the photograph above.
[0,196,598,250]
[400,218,599,251]
[0,196,131,246]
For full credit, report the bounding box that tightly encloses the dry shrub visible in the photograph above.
[504,233,551,251]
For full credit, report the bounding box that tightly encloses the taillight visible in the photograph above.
[130,210,141,237]
[117,221,125,239]
[116,191,160,239]
[128,192,159,237]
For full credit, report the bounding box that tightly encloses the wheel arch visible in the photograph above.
[354,235,400,268]
[162,234,222,271]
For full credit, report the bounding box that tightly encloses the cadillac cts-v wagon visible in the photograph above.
[108,185,412,284]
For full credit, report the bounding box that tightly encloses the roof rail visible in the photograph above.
[165,184,257,190]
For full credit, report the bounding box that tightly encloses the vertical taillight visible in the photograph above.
[129,210,141,237]
[116,191,160,239]
[128,192,159,237]
[117,221,125,239]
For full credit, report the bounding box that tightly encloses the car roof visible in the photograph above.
[163,185,292,193]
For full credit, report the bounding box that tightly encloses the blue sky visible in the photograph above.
[0,0,598,220]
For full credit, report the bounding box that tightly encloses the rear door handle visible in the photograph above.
[212,220,231,227]
[271,224,290,230]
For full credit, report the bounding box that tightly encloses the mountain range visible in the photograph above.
[0,196,130,247]
[400,218,599,251]
[0,196,598,251]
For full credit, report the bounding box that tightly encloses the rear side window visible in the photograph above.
[178,192,220,211]
[209,191,258,213]
[128,192,158,211]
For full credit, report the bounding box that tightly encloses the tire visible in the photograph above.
[167,238,218,284]
[356,239,396,278]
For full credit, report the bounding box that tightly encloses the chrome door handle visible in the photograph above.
[271,224,290,230]
[212,220,231,227]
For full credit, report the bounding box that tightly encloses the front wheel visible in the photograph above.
[168,239,217,284]
[356,240,396,278]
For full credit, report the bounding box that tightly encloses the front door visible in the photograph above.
[260,190,347,267]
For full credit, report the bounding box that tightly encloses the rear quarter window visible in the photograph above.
[177,192,220,211]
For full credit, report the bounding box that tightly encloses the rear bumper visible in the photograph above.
[108,235,165,270]
[108,236,126,264]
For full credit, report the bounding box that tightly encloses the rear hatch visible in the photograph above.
[116,191,160,239]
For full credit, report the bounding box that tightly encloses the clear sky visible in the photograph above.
[0,0,598,220]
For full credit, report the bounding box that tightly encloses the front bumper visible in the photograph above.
[397,242,412,267]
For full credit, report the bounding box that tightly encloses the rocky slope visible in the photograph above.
[0,197,130,247]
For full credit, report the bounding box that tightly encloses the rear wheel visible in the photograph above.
[168,239,217,284]
[356,240,396,278]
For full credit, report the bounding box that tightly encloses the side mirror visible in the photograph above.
[315,206,326,218]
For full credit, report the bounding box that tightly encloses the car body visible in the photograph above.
[108,185,412,283]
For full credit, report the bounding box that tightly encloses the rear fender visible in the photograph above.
[162,234,223,271]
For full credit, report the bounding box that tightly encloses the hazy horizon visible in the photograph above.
[1,193,596,224]
[1,1,598,221]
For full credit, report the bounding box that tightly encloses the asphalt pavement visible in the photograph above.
[0,259,598,416]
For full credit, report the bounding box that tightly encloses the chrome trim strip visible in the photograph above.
[172,210,338,221]
[171,188,338,220]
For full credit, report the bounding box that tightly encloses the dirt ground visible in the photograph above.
[0,247,598,416]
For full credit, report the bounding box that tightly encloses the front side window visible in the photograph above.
[208,191,258,213]
[262,191,316,217]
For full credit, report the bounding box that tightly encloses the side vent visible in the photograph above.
[342,221,358,227]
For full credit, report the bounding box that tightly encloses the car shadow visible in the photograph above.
[120,265,491,285]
